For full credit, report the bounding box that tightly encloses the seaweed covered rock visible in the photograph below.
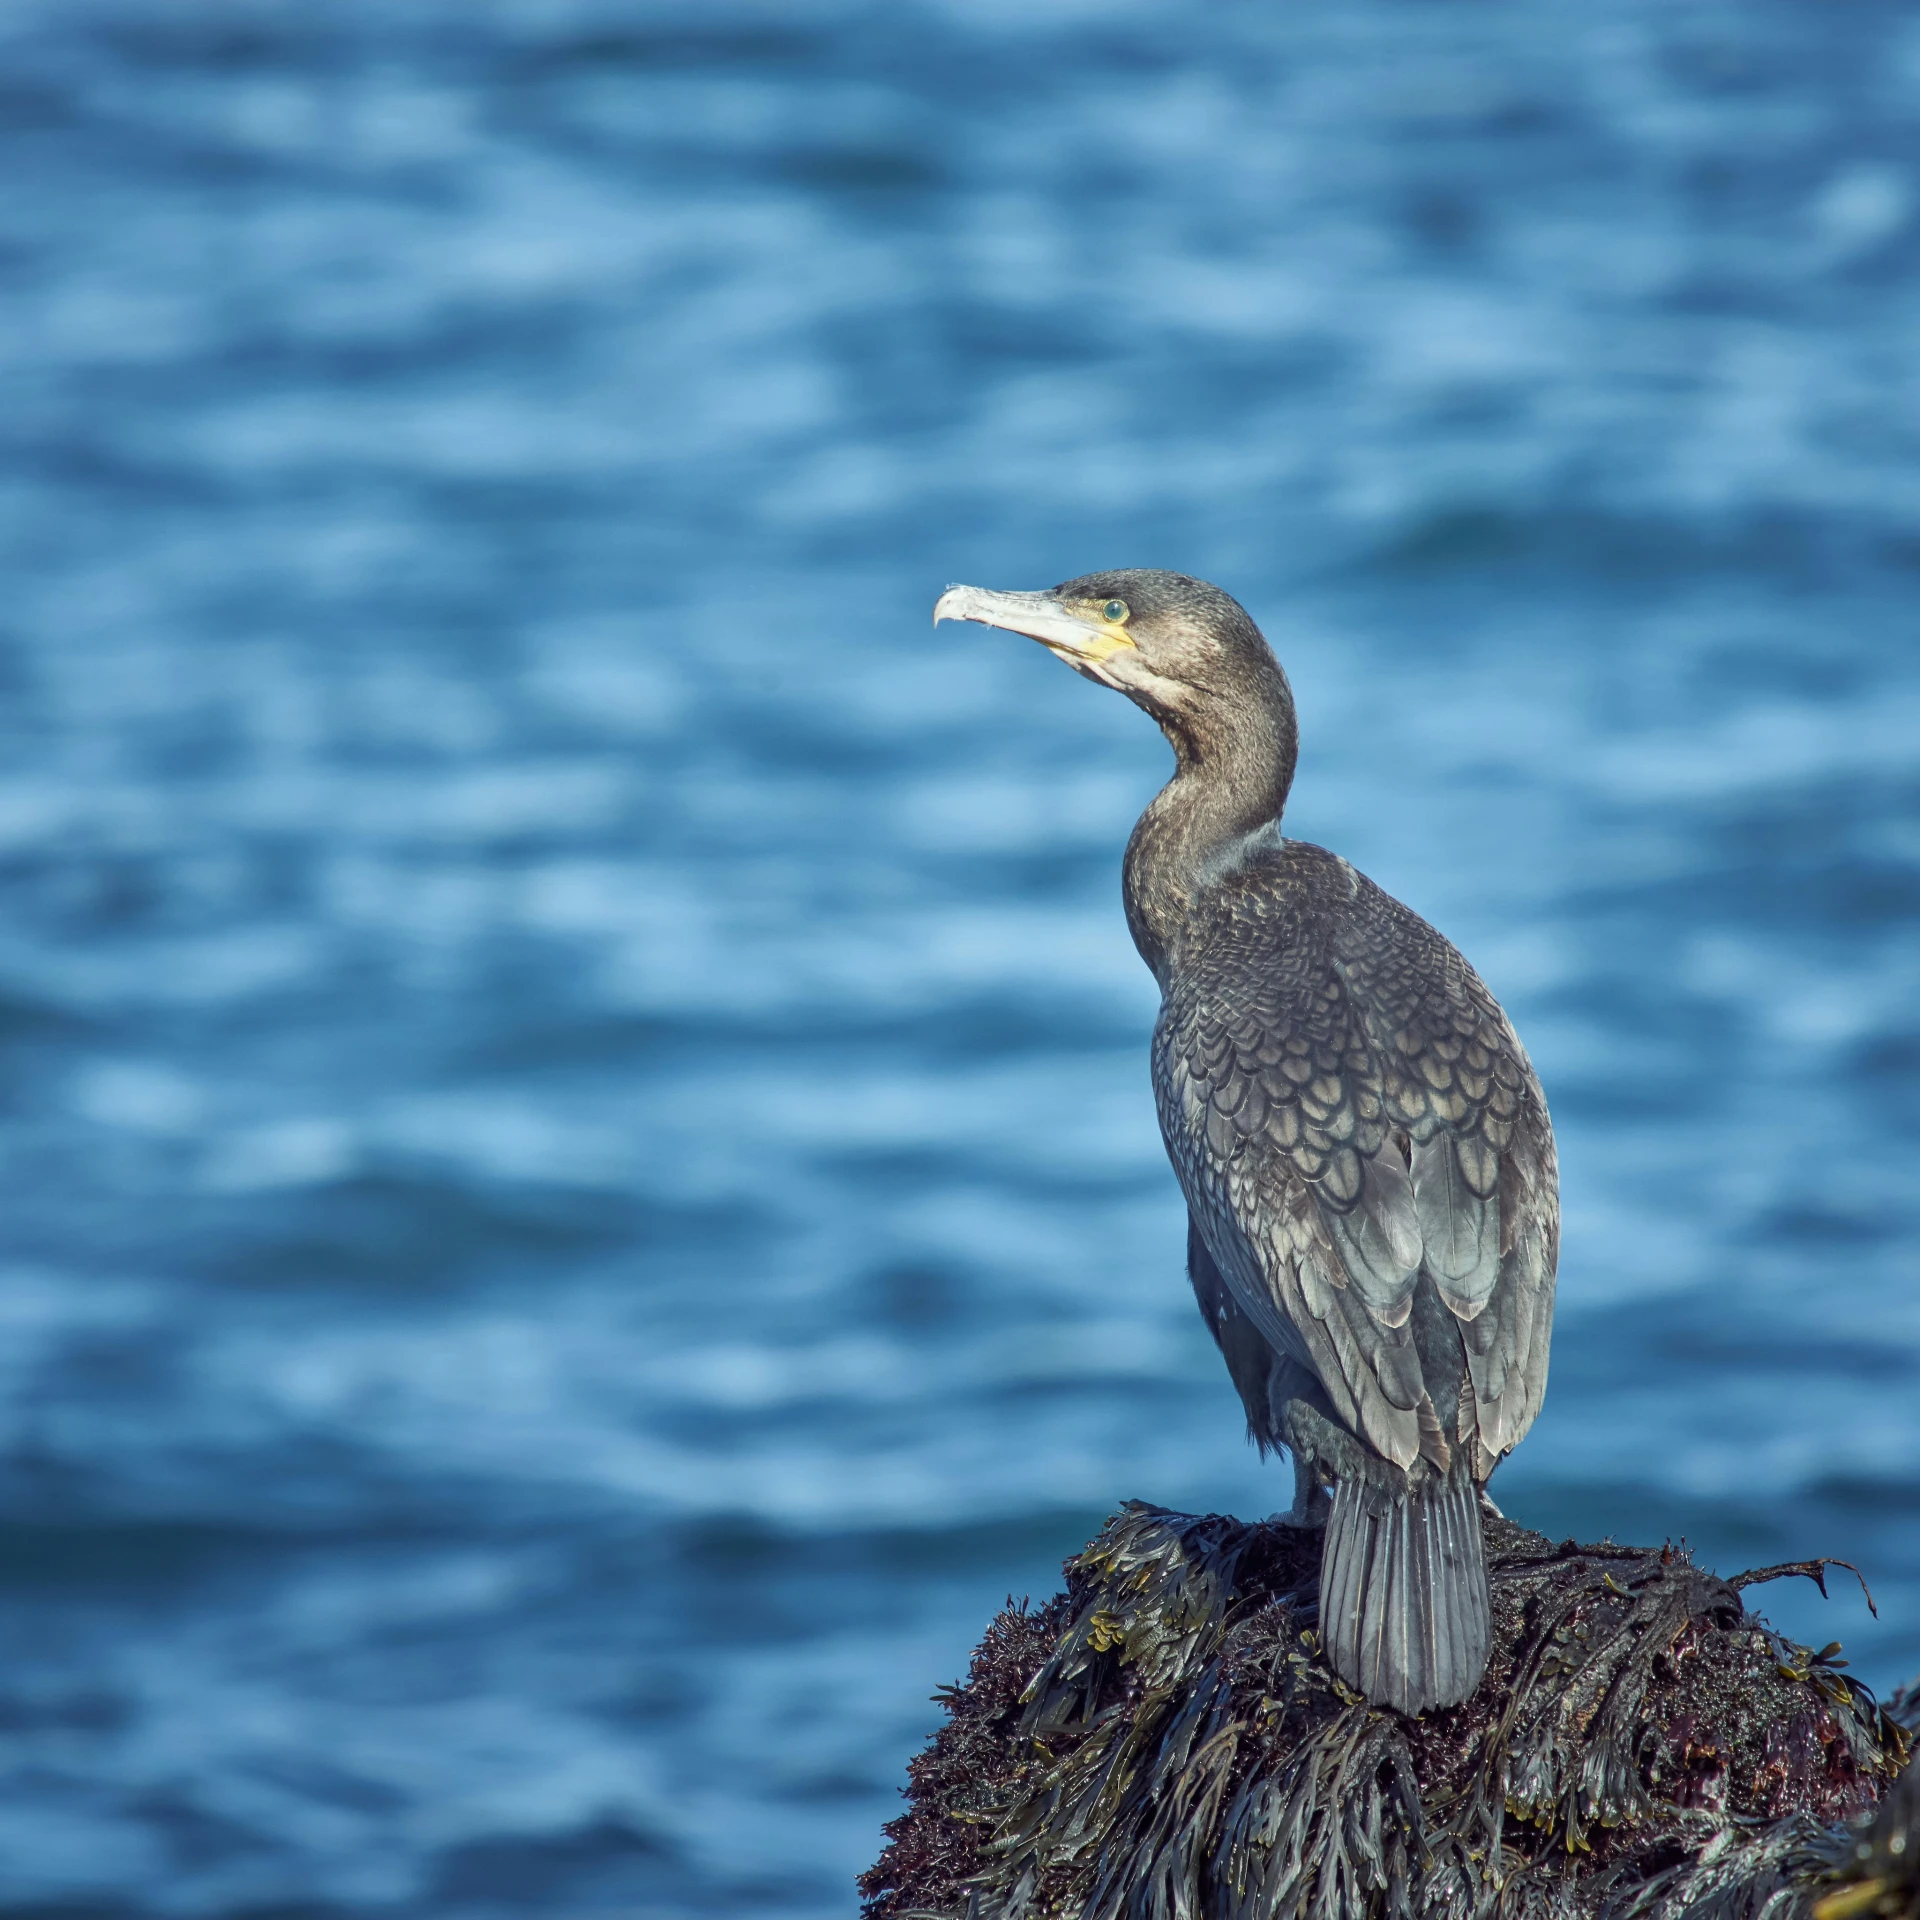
[863,1504,1915,1920]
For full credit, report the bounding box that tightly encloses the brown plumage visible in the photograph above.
[934,567,1558,1714]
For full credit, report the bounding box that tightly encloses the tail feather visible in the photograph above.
[1320,1472,1490,1713]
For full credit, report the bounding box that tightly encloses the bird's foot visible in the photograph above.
[1478,1488,1506,1520]
[1275,1483,1331,1531]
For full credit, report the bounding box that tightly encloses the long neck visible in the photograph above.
[1122,668,1297,982]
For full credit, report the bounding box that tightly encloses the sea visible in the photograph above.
[0,2,1916,1914]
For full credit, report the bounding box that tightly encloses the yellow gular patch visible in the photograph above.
[1066,600,1138,660]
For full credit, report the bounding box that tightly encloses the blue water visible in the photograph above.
[1,1,1917,1913]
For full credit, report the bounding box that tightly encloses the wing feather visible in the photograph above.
[1324,1150,1422,1326]
[1411,1133,1500,1319]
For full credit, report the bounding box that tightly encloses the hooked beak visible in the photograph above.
[932,585,1138,666]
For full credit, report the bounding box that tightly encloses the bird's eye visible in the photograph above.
[1102,599,1128,623]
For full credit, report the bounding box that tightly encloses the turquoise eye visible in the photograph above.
[1102,599,1128,623]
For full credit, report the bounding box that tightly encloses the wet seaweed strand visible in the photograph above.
[862,1505,1916,1920]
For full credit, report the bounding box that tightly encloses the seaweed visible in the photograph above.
[862,1505,1915,1920]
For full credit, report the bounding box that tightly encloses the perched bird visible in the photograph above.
[933,569,1557,1715]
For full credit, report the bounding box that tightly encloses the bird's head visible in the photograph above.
[932,569,1283,735]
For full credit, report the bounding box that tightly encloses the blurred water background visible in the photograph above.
[1,0,1918,1913]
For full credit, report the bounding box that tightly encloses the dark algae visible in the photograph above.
[863,1506,1916,1920]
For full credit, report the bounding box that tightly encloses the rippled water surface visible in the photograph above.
[2,2,1918,1913]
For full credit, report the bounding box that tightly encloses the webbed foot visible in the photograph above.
[1276,1460,1331,1530]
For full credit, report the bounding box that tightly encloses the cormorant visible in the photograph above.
[933,569,1558,1715]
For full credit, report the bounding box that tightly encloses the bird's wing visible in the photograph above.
[1155,845,1557,1477]
[1332,866,1558,1467]
[1155,859,1433,1472]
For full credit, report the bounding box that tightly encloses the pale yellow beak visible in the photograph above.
[933,585,1138,665]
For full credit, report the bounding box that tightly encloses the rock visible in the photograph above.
[862,1503,1916,1920]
